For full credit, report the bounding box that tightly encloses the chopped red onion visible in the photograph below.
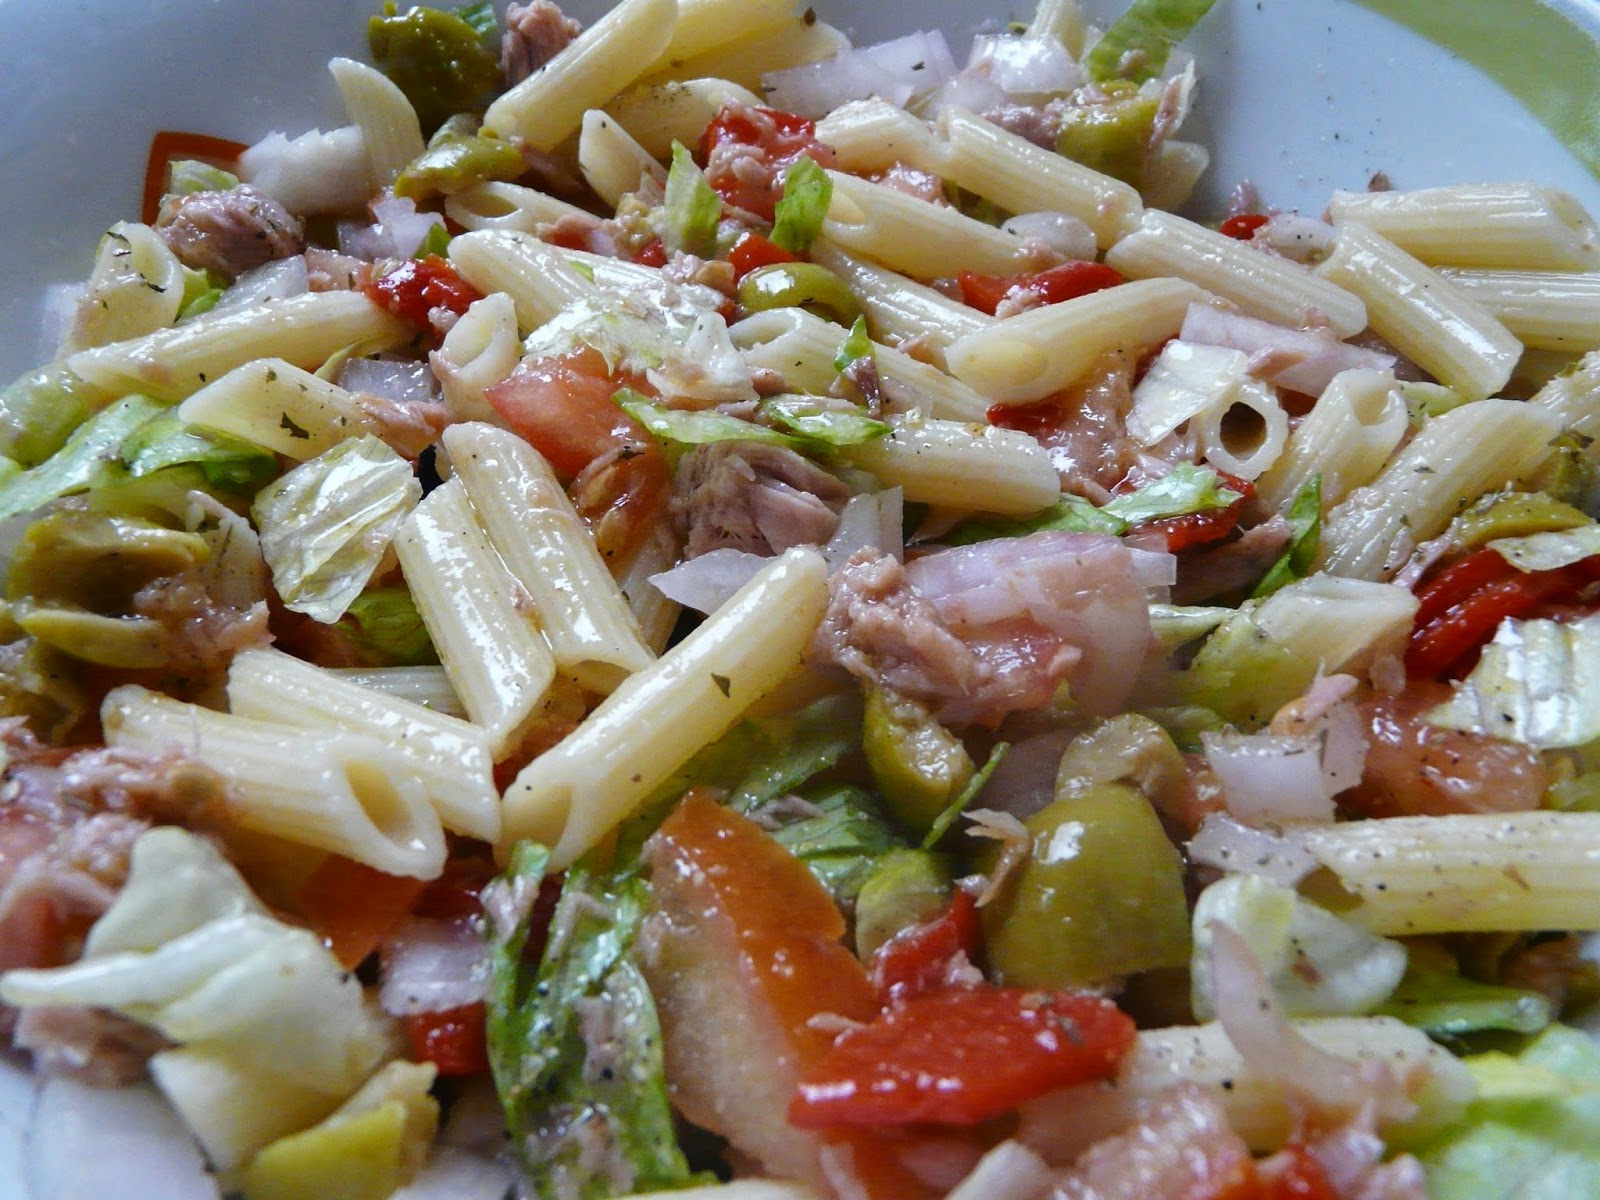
[972,728,1076,820]
[339,195,445,261]
[1000,212,1098,262]
[1186,812,1319,885]
[337,356,442,406]
[967,34,1083,97]
[762,31,958,117]
[209,255,311,314]
[1201,729,1339,824]
[648,548,769,614]
[1180,302,1394,398]
[378,917,491,1017]
[28,1077,217,1200]
[823,489,904,567]
[1127,546,1178,590]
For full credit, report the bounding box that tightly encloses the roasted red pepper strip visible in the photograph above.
[1131,471,1255,553]
[364,255,483,327]
[729,231,801,282]
[1219,213,1271,240]
[869,890,981,1006]
[789,987,1135,1128]
[404,1003,491,1076]
[957,261,1125,315]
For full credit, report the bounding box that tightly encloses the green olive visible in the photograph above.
[862,687,974,834]
[19,608,170,669]
[736,263,864,327]
[1454,490,1591,549]
[982,782,1190,989]
[1054,81,1159,186]
[395,134,525,201]
[853,848,951,961]
[7,512,207,611]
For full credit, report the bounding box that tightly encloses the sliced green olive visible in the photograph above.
[736,263,864,327]
[394,134,525,201]
[863,687,974,834]
[7,512,208,611]
[1054,82,1159,186]
[18,607,170,669]
[982,782,1190,989]
[853,847,952,961]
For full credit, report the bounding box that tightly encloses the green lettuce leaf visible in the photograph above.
[761,396,890,447]
[339,586,438,666]
[615,388,800,451]
[922,742,1009,849]
[0,363,112,467]
[833,316,874,373]
[165,160,240,197]
[251,435,421,623]
[656,141,721,258]
[119,412,277,492]
[941,494,1127,545]
[1083,0,1220,83]
[769,784,905,907]
[1377,948,1553,1039]
[0,395,166,523]
[1100,462,1242,525]
[1490,522,1600,573]
[770,156,832,254]
[1428,613,1600,749]
[1252,473,1321,598]
[1173,606,1320,730]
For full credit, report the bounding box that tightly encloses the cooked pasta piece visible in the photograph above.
[101,685,447,879]
[842,417,1061,514]
[643,0,804,73]
[326,665,465,718]
[443,422,656,693]
[1530,348,1600,457]
[393,477,558,759]
[446,229,600,332]
[578,109,667,209]
[1326,183,1600,271]
[1317,222,1522,401]
[822,170,1042,278]
[639,11,848,90]
[328,57,423,189]
[1318,398,1560,579]
[1434,267,1600,352]
[807,240,993,358]
[937,106,1143,247]
[1190,378,1288,481]
[64,222,186,352]
[1252,368,1408,512]
[815,99,946,176]
[945,277,1204,405]
[602,78,762,160]
[429,292,522,425]
[484,0,678,150]
[67,292,412,402]
[443,181,594,234]
[227,646,501,842]
[499,547,828,869]
[177,358,380,458]
[730,307,991,422]
[1107,210,1367,337]
[1026,0,1088,53]
[617,522,683,655]
[1300,812,1600,934]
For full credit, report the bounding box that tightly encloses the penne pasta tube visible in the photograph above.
[443,422,656,694]
[937,106,1143,247]
[945,277,1204,405]
[1326,183,1600,271]
[1190,377,1288,481]
[499,547,828,870]
[1318,398,1560,580]
[1317,222,1522,401]
[444,181,594,235]
[603,78,762,160]
[1530,348,1600,458]
[729,307,991,422]
[815,99,946,176]
[578,109,667,209]
[484,0,679,150]
[428,292,521,425]
[807,240,992,359]
[101,684,447,879]
[842,417,1061,515]
[328,57,424,189]
[1251,575,1419,676]
[1107,210,1368,337]
[1434,267,1600,352]
[1300,812,1600,935]
[639,13,848,91]
[227,647,501,843]
[1252,368,1408,512]
[447,229,600,332]
[178,358,384,459]
[617,521,683,655]
[65,221,186,353]
[394,477,558,760]
[1026,0,1088,54]
[644,0,802,72]
[822,170,1042,278]
[67,292,412,402]
[326,665,465,718]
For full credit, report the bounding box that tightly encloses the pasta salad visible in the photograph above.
[3,1,1600,1198]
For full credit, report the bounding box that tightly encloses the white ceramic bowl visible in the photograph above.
[2,0,1600,1195]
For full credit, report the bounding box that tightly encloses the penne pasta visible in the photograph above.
[499,547,828,870]
[640,12,848,91]
[443,180,594,235]
[64,222,186,353]
[843,416,1062,516]
[1317,222,1522,401]
[442,422,656,694]
[447,229,600,332]
[815,99,946,176]
[1530,348,1600,458]
[644,0,803,74]
[578,109,668,209]
[1434,267,1600,352]
[393,477,558,760]
[328,57,423,190]
[1252,368,1409,512]
[1251,575,1419,676]
[326,665,466,718]
[807,240,993,359]
[603,78,763,160]
[428,292,522,425]
[616,521,684,655]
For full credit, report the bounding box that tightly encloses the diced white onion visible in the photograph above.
[925,70,1009,119]
[967,34,1083,97]
[378,918,491,1017]
[1201,730,1339,824]
[237,126,373,216]
[1000,211,1098,261]
[823,489,904,567]
[1256,213,1338,264]
[337,356,442,406]
[762,31,958,117]
[209,255,311,315]
[1187,812,1319,885]
[648,547,770,614]
[973,728,1075,820]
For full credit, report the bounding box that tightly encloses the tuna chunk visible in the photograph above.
[674,441,850,559]
[156,185,305,278]
[502,0,582,87]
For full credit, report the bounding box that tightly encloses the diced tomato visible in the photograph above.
[1219,213,1271,241]
[413,851,498,921]
[485,347,670,564]
[729,231,801,282]
[141,129,247,224]
[403,1003,490,1076]
[364,255,483,328]
[699,103,837,221]
[870,890,981,1006]
[1410,547,1518,628]
[1128,471,1254,553]
[790,986,1134,1128]
[1406,550,1600,679]
[294,856,427,970]
[1261,1145,1339,1200]
[634,238,668,267]
[957,261,1125,316]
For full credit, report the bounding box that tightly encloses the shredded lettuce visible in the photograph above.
[1148,603,1234,652]
[484,843,697,1200]
[1083,0,1221,83]
[833,316,875,373]
[119,412,277,492]
[0,395,165,523]
[1174,605,1320,730]
[761,396,890,447]
[615,389,800,452]
[165,159,240,197]
[1252,473,1321,598]
[251,435,422,623]
[1377,944,1553,1039]
[769,784,905,907]
[0,363,114,468]
[656,141,722,258]
[1101,462,1241,524]
[921,742,1009,849]
[770,156,832,255]
[339,586,438,666]
[1428,613,1600,749]
[941,494,1127,545]
[1490,522,1600,573]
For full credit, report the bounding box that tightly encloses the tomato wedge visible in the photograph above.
[957,261,1125,315]
[870,889,981,1006]
[1219,213,1271,240]
[403,1003,490,1076]
[789,987,1135,1128]
[364,255,483,327]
